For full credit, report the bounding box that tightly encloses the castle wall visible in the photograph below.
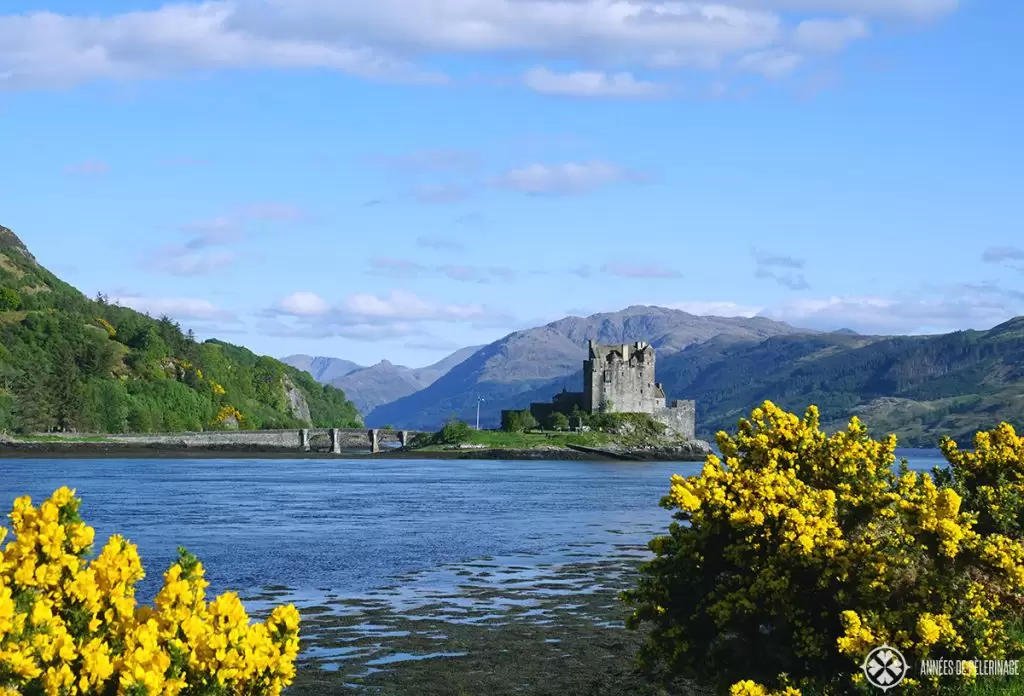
[653,400,696,440]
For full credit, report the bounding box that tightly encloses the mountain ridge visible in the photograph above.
[355,307,1024,447]
[366,306,811,429]
[285,346,482,416]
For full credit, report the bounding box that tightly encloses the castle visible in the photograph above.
[522,340,696,439]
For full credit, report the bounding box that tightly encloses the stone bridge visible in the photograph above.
[300,428,426,454]
[82,428,428,454]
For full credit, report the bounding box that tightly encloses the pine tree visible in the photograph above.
[49,343,84,432]
[14,368,53,433]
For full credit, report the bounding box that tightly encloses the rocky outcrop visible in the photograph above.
[283,376,312,424]
[565,439,712,462]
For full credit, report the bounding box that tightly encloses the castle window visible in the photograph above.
[603,372,611,383]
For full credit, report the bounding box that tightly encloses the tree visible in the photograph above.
[501,409,538,433]
[86,379,129,433]
[49,342,84,431]
[13,368,53,433]
[0,288,22,311]
[549,412,570,431]
[438,420,472,444]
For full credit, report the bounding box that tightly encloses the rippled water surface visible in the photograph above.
[0,451,944,600]
[0,452,947,692]
[0,457,705,600]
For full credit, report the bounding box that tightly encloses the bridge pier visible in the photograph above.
[330,428,341,454]
[369,428,380,454]
[299,428,310,452]
[399,430,409,447]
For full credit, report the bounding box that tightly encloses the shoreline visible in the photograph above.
[0,441,707,462]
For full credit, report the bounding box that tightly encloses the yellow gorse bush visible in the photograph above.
[0,488,300,695]
[622,401,1024,694]
[940,422,1024,540]
[213,407,243,427]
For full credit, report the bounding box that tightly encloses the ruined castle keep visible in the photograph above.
[525,340,696,439]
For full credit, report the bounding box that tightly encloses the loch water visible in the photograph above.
[0,449,946,603]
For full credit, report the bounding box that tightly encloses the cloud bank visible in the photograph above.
[0,0,957,96]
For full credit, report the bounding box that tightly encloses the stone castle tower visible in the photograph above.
[520,339,696,439]
[583,340,664,413]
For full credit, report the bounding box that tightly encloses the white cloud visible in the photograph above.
[753,248,805,269]
[664,301,763,317]
[793,17,869,53]
[523,67,669,98]
[730,0,956,21]
[0,4,442,90]
[0,0,958,94]
[341,290,486,321]
[112,295,235,321]
[149,248,235,276]
[277,291,331,316]
[264,288,510,340]
[753,248,809,290]
[142,203,308,276]
[759,284,1024,334]
[735,48,802,78]
[491,160,645,195]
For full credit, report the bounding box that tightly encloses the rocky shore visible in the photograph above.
[0,439,712,461]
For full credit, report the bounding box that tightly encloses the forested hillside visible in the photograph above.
[657,319,1024,445]
[0,224,361,434]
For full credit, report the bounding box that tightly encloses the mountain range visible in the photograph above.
[289,308,1024,447]
[282,346,481,416]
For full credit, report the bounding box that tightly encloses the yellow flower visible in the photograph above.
[916,615,941,645]
[0,488,301,695]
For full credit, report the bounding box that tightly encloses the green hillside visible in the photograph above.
[657,322,1024,446]
[0,224,361,434]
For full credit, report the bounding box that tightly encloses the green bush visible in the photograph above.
[0,287,22,311]
[501,409,538,433]
[549,412,570,431]
[437,420,472,444]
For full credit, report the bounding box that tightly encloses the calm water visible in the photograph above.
[0,449,946,602]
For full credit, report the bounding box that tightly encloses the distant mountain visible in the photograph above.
[0,224,361,433]
[370,314,1024,447]
[327,345,482,416]
[366,306,809,429]
[281,355,362,383]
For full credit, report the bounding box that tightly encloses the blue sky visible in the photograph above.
[1,0,1022,368]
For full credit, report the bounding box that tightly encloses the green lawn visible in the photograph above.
[414,429,614,451]
[15,434,116,443]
